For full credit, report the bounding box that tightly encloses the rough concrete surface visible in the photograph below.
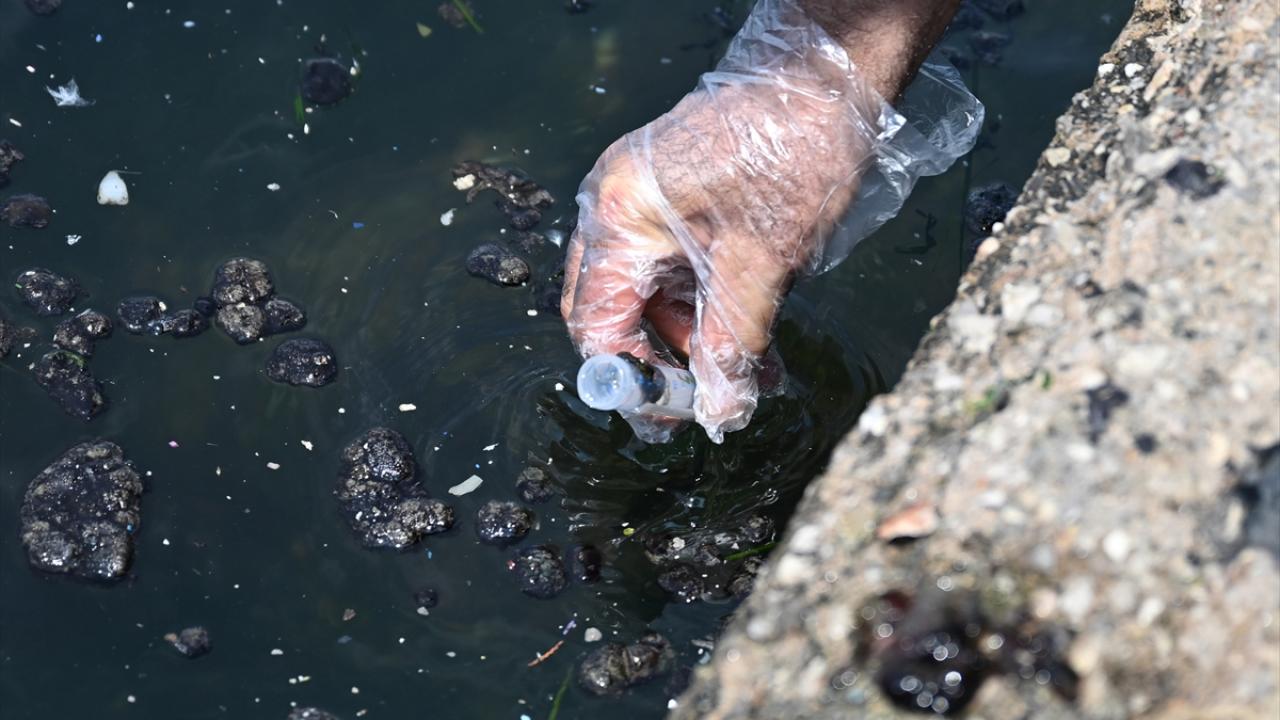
[675,1,1280,718]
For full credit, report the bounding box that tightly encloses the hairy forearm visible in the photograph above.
[799,0,962,99]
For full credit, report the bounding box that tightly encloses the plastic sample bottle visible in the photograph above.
[576,353,696,420]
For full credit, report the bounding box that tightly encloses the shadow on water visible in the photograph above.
[0,1,1129,718]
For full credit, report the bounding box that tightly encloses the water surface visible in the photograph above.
[0,2,1128,718]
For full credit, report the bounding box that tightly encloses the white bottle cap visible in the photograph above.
[577,354,645,412]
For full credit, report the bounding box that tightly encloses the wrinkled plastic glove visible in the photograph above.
[563,0,981,444]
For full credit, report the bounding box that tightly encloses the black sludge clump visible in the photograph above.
[150,308,209,338]
[964,182,1018,237]
[24,0,62,15]
[212,257,274,306]
[34,350,106,420]
[264,298,307,334]
[2,193,52,228]
[117,296,166,334]
[15,268,78,316]
[216,302,266,344]
[164,626,212,658]
[509,545,567,599]
[0,141,26,187]
[300,58,352,105]
[515,466,555,504]
[335,428,455,549]
[465,243,530,287]
[0,312,36,358]
[265,338,338,387]
[20,441,142,581]
[52,309,113,356]
[578,632,675,696]
[567,543,603,583]
[475,500,534,545]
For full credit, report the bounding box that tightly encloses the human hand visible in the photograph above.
[562,0,981,443]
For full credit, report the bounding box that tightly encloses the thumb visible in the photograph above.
[688,242,791,443]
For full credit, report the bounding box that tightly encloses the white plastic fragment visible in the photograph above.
[266,462,280,470]
[182,20,196,28]
[65,234,81,246]
[97,171,129,206]
[439,208,455,226]
[482,443,498,452]
[448,475,484,496]
[398,403,417,412]
[46,79,94,107]
[269,648,284,656]
[300,440,314,451]
[452,174,476,191]
[584,628,602,642]
[266,182,281,191]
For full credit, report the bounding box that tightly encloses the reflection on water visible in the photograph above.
[0,1,1127,718]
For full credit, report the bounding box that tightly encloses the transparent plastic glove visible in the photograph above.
[563,0,982,444]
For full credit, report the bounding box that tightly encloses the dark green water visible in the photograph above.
[0,2,1128,719]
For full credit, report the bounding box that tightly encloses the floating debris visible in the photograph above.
[448,474,483,496]
[46,79,93,107]
[265,338,338,388]
[0,141,24,188]
[164,627,212,658]
[15,268,79,316]
[97,170,129,206]
[335,428,455,549]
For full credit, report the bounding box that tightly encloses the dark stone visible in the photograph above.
[657,564,705,603]
[300,58,352,106]
[0,140,24,188]
[193,296,217,317]
[265,338,338,387]
[2,194,53,228]
[34,350,106,420]
[1164,159,1225,199]
[335,428,455,549]
[53,309,113,356]
[452,160,555,210]
[515,466,554,504]
[964,183,1019,237]
[578,632,674,696]
[287,710,341,720]
[20,441,141,581]
[164,627,212,658]
[1085,382,1130,444]
[24,0,62,15]
[475,500,535,545]
[0,312,36,359]
[509,545,567,599]
[465,243,530,286]
[116,296,166,334]
[211,257,274,307]
[15,268,78,316]
[215,302,266,344]
[168,309,209,338]
[413,588,439,609]
[567,543,603,583]
[263,297,307,334]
